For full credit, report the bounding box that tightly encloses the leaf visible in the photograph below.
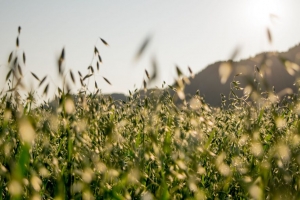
[23,52,26,65]
[95,81,98,89]
[16,37,19,47]
[6,69,12,81]
[18,64,23,76]
[31,72,40,81]
[78,71,82,77]
[100,38,109,46]
[70,70,75,83]
[39,76,47,87]
[18,26,21,34]
[43,84,49,95]
[103,77,111,85]
[97,62,99,71]
[8,51,13,63]
[135,35,151,60]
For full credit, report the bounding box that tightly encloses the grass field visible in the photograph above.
[1,28,300,200]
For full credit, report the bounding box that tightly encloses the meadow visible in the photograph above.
[1,28,300,200]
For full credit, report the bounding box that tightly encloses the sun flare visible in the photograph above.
[245,0,282,28]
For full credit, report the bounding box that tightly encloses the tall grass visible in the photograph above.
[0,27,300,200]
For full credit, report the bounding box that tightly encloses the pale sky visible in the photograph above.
[1,1,300,97]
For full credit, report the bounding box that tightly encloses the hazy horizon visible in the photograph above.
[1,1,300,97]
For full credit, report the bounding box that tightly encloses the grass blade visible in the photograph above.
[143,79,147,91]
[13,57,18,66]
[230,46,240,60]
[145,69,150,80]
[18,64,23,76]
[58,87,62,94]
[151,58,157,80]
[100,38,109,46]
[188,66,194,78]
[88,66,94,74]
[16,37,19,47]
[39,76,47,87]
[31,72,40,81]
[103,77,111,85]
[80,78,84,86]
[255,65,260,73]
[98,55,102,63]
[97,62,100,71]
[60,48,65,60]
[43,84,49,95]
[94,46,99,54]
[176,65,183,77]
[8,51,13,63]
[135,35,151,60]
[267,28,272,44]
[6,69,12,81]
[219,62,232,84]
[15,77,22,87]
[70,70,75,84]
[83,74,93,81]
[12,69,17,78]
[23,52,26,65]
[7,87,16,92]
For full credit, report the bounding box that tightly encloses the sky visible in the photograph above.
[1,0,300,98]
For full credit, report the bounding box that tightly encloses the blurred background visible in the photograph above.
[0,0,299,98]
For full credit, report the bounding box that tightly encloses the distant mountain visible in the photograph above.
[46,44,300,108]
[110,93,127,101]
[184,44,300,106]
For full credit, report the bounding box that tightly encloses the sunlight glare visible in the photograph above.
[245,0,282,28]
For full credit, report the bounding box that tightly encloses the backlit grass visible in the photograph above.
[1,27,300,200]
